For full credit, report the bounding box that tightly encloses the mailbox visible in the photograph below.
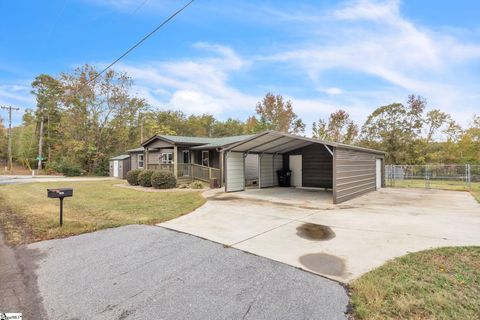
[47,188,73,226]
[47,188,73,198]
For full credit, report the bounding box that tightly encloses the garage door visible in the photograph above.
[259,154,283,188]
[226,152,244,192]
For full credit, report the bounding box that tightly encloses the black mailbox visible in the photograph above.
[47,188,73,198]
[47,188,73,226]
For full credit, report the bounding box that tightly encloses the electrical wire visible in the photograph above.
[86,0,195,87]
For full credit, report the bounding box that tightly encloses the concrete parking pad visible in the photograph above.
[161,187,480,282]
[27,225,348,320]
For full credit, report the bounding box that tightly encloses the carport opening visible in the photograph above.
[239,143,334,203]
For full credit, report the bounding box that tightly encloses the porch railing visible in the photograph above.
[146,163,221,184]
[147,164,174,172]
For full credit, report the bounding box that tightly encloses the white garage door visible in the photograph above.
[259,154,284,188]
[226,152,245,192]
[376,158,382,189]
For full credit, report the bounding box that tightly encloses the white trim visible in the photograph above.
[138,154,144,168]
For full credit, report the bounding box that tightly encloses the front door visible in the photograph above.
[113,160,119,178]
[182,151,190,176]
[289,155,302,187]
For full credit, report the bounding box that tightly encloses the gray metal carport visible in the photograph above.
[222,131,386,204]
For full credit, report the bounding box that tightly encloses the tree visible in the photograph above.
[212,118,246,137]
[31,74,64,168]
[312,109,358,143]
[0,116,7,164]
[359,95,426,164]
[252,93,305,134]
[60,65,146,174]
[425,109,450,143]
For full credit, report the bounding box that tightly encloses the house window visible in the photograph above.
[161,152,173,164]
[202,151,209,167]
[138,154,144,168]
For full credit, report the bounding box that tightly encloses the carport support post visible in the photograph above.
[220,151,224,187]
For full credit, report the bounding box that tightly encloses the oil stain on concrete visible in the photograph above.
[296,223,335,241]
[299,253,346,277]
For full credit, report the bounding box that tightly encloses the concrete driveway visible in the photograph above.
[160,187,480,282]
[21,225,348,320]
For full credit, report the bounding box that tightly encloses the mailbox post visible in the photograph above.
[47,188,73,226]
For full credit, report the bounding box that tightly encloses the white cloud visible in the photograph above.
[319,87,343,95]
[261,0,480,126]
[118,43,257,118]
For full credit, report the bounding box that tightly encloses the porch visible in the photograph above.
[147,163,222,185]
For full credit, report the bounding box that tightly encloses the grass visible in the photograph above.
[350,247,480,320]
[0,180,205,245]
[390,179,480,202]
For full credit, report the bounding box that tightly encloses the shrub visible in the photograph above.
[126,169,142,185]
[189,180,204,189]
[138,170,155,187]
[94,158,110,176]
[151,170,177,189]
[54,161,85,177]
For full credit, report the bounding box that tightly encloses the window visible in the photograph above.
[138,154,144,168]
[202,151,209,167]
[161,152,173,164]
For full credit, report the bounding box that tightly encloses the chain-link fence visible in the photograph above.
[386,164,480,190]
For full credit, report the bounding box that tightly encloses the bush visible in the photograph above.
[54,161,85,177]
[151,170,177,189]
[189,180,204,189]
[126,169,142,186]
[94,158,110,176]
[138,170,155,187]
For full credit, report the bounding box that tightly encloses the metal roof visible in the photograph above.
[141,134,254,148]
[110,154,130,160]
[190,135,255,150]
[223,131,386,155]
[127,147,144,153]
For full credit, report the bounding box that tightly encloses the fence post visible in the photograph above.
[467,164,471,190]
[209,167,212,180]
[425,165,429,189]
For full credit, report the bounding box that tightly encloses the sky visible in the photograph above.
[1,0,480,134]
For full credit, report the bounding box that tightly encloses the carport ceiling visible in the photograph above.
[224,131,332,154]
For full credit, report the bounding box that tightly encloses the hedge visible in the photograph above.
[138,170,155,187]
[126,169,142,185]
[151,170,177,189]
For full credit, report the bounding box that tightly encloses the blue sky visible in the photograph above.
[1,0,480,134]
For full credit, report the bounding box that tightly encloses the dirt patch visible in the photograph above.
[299,253,346,276]
[0,230,47,318]
[296,223,335,240]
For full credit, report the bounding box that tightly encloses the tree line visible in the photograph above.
[0,64,478,175]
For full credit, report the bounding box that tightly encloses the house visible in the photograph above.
[110,131,385,203]
[111,134,257,185]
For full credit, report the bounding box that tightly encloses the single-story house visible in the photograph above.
[110,131,385,203]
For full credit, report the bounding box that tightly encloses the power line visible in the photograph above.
[86,0,195,87]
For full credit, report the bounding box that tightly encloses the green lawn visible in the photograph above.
[0,180,205,245]
[350,247,480,320]
[390,179,480,202]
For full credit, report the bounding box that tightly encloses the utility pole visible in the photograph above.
[38,115,44,171]
[1,105,20,172]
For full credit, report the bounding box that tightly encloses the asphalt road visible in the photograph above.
[23,225,349,320]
